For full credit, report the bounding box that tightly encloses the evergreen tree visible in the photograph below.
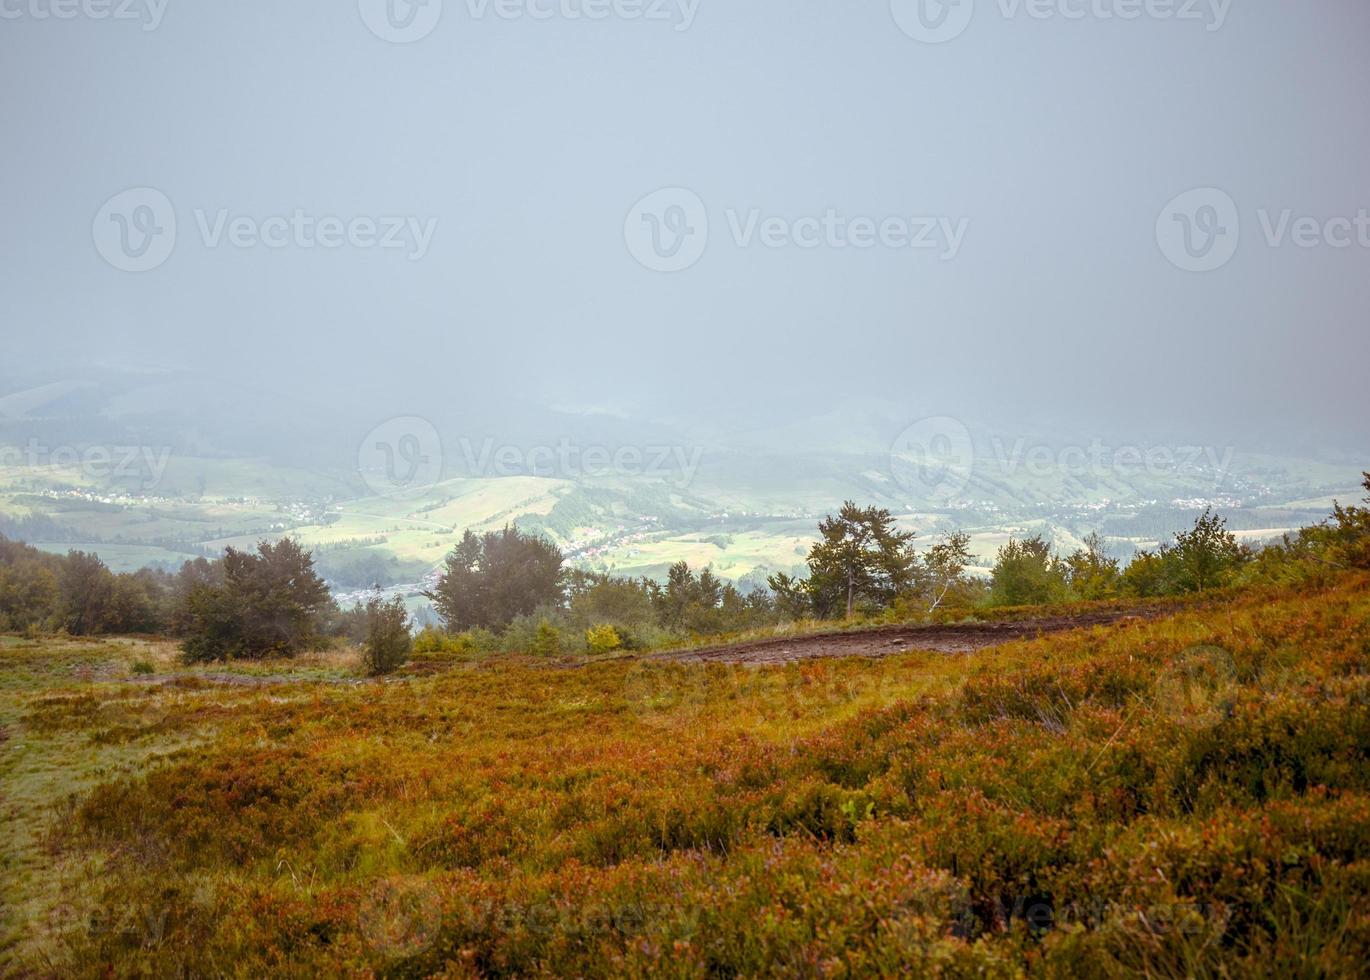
[426,526,564,632]
[179,539,332,662]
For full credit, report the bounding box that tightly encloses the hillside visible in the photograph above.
[2,373,1363,605]
[2,573,1366,975]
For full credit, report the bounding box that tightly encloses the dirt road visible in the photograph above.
[653,608,1153,666]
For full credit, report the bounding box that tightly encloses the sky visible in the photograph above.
[2,0,1368,450]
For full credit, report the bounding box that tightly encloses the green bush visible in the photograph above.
[584,623,622,655]
[412,626,470,656]
[531,620,561,657]
[361,596,411,677]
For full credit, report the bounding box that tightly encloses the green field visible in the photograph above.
[2,451,1364,593]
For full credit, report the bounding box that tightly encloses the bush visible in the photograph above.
[130,659,155,676]
[463,627,499,655]
[531,620,560,657]
[361,596,411,677]
[585,623,622,655]
[989,536,1070,607]
[412,626,470,656]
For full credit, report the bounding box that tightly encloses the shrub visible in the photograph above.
[361,596,411,677]
[989,536,1072,607]
[462,627,499,654]
[531,620,560,657]
[130,659,155,676]
[584,624,622,655]
[412,626,470,656]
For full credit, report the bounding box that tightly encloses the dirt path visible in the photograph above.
[652,608,1155,666]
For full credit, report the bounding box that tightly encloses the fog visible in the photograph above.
[3,0,1368,450]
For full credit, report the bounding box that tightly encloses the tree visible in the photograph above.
[0,537,61,631]
[107,573,162,633]
[426,526,564,632]
[361,595,411,676]
[765,571,813,621]
[179,539,332,662]
[803,502,918,619]
[1064,532,1122,600]
[564,570,657,646]
[989,536,1069,607]
[650,562,748,634]
[1328,472,1370,569]
[1121,548,1171,598]
[923,531,976,613]
[60,551,116,635]
[1171,509,1247,593]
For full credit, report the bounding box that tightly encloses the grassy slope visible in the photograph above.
[1,577,1368,976]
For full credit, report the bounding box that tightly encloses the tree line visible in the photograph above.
[1,473,1366,662]
[418,474,1369,654]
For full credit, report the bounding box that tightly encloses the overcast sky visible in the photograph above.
[2,0,1367,447]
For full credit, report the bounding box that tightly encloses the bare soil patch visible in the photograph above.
[654,609,1157,665]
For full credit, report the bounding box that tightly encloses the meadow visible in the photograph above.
[1,572,1367,977]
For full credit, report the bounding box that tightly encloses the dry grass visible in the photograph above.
[2,576,1367,976]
